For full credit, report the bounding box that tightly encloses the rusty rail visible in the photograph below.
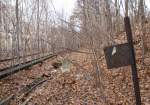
[0,54,56,79]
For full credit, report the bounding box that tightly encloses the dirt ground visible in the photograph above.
[0,49,150,105]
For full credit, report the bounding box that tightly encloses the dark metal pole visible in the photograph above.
[124,16,142,105]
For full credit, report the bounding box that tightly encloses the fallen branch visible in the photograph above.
[18,77,52,102]
[0,75,52,105]
[20,96,32,105]
[57,47,93,54]
[0,94,15,105]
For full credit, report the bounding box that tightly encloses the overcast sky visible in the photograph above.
[52,0,77,17]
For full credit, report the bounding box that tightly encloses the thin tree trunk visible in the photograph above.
[16,0,20,64]
[125,0,129,17]
[0,1,2,58]
[138,0,147,64]
[37,0,40,55]
[104,0,113,45]
[115,0,120,33]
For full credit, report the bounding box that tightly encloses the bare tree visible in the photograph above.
[125,0,129,17]
[138,0,148,63]
[16,0,20,63]
[37,0,40,54]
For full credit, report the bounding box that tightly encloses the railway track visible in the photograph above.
[0,74,53,105]
[0,48,85,79]
[0,52,41,63]
[0,49,71,79]
[0,54,57,79]
[0,50,70,104]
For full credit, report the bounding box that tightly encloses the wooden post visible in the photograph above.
[124,16,141,105]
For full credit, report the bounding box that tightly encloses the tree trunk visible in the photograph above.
[104,0,112,45]
[125,0,129,17]
[16,0,20,64]
[115,0,120,33]
[0,1,2,58]
[37,0,40,55]
[138,0,147,64]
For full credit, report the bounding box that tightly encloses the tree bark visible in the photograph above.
[125,0,129,17]
[37,0,40,55]
[16,0,20,64]
[138,0,147,64]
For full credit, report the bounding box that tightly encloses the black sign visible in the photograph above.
[104,43,131,69]
[104,16,141,105]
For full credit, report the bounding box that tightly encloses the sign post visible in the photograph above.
[124,16,141,105]
[104,16,141,105]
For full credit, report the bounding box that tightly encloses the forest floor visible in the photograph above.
[0,30,150,105]
[0,47,149,105]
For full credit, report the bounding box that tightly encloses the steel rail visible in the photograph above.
[0,52,41,62]
[0,54,56,79]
